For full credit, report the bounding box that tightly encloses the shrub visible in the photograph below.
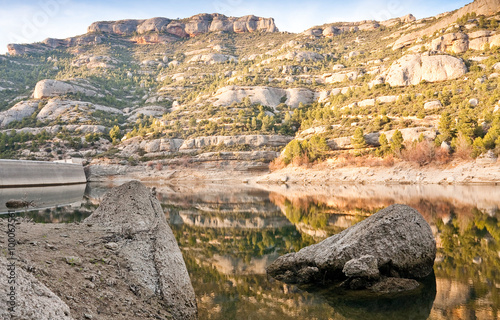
[453,132,473,160]
[402,140,435,166]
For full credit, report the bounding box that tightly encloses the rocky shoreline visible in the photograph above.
[0,181,198,320]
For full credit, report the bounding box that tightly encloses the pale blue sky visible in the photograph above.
[0,0,471,54]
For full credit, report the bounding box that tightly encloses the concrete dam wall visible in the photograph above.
[0,160,86,187]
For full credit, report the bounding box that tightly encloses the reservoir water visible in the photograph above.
[2,182,499,319]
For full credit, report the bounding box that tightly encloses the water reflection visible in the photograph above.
[3,181,499,319]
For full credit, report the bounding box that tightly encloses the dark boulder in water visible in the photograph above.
[266,204,436,292]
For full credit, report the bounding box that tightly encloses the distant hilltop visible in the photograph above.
[88,14,278,36]
[7,13,278,55]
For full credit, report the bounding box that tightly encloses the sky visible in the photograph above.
[0,0,472,54]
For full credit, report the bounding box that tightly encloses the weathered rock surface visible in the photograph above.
[36,98,122,122]
[304,15,415,38]
[266,204,436,288]
[392,0,500,50]
[0,100,38,128]
[33,79,100,99]
[328,127,437,149]
[0,255,73,319]
[187,53,237,64]
[88,14,278,36]
[84,181,198,319]
[211,86,317,108]
[424,100,443,110]
[385,54,467,87]
[179,134,293,151]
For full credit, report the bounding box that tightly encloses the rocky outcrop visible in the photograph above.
[328,127,437,149]
[304,15,415,38]
[431,32,469,54]
[211,86,317,108]
[0,256,73,319]
[36,98,122,122]
[7,35,102,55]
[8,14,277,55]
[266,204,436,290]
[71,55,119,69]
[385,54,467,87]
[187,53,237,64]
[88,14,278,37]
[0,100,38,128]
[179,135,293,151]
[84,181,198,319]
[119,137,184,157]
[33,79,100,99]
[276,51,323,62]
[392,0,500,50]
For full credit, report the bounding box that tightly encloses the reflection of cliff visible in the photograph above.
[211,253,280,275]
[170,211,293,229]
[266,184,500,222]
[158,187,282,215]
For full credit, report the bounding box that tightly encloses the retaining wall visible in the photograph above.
[0,160,86,187]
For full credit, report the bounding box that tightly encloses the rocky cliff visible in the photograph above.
[7,14,278,55]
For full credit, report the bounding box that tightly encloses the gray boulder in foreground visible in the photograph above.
[84,180,198,319]
[267,204,436,290]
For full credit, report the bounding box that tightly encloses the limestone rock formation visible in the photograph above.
[179,135,293,151]
[0,100,38,128]
[33,79,99,99]
[84,181,198,319]
[266,204,436,289]
[88,14,278,37]
[210,86,317,108]
[392,0,500,50]
[385,54,467,87]
[187,53,237,64]
[0,255,73,319]
[36,98,122,122]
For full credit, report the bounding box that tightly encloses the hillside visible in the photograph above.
[1,2,500,170]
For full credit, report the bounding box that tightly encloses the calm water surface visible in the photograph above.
[1,182,499,320]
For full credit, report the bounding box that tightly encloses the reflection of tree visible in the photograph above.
[182,254,336,320]
[172,224,314,260]
[435,209,500,317]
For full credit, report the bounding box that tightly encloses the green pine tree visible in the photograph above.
[352,128,366,149]
[391,130,404,155]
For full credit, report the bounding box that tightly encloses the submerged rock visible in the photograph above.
[266,204,436,290]
[84,180,198,319]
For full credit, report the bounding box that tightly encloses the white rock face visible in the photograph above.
[424,100,443,110]
[33,79,99,99]
[0,100,38,128]
[358,98,376,107]
[376,95,399,104]
[36,98,122,122]
[385,54,467,87]
[211,86,317,108]
[187,53,237,64]
[276,51,323,62]
[127,106,167,121]
[0,255,73,319]
[71,55,118,69]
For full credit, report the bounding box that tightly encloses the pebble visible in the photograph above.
[105,242,119,250]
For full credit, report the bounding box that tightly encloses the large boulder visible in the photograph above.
[0,100,38,128]
[84,181,198,319]
[266,204,436,288]
[211,86,316,108]
[33,79,99,99]
[385,54,467,87]
[0,255,73,319]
